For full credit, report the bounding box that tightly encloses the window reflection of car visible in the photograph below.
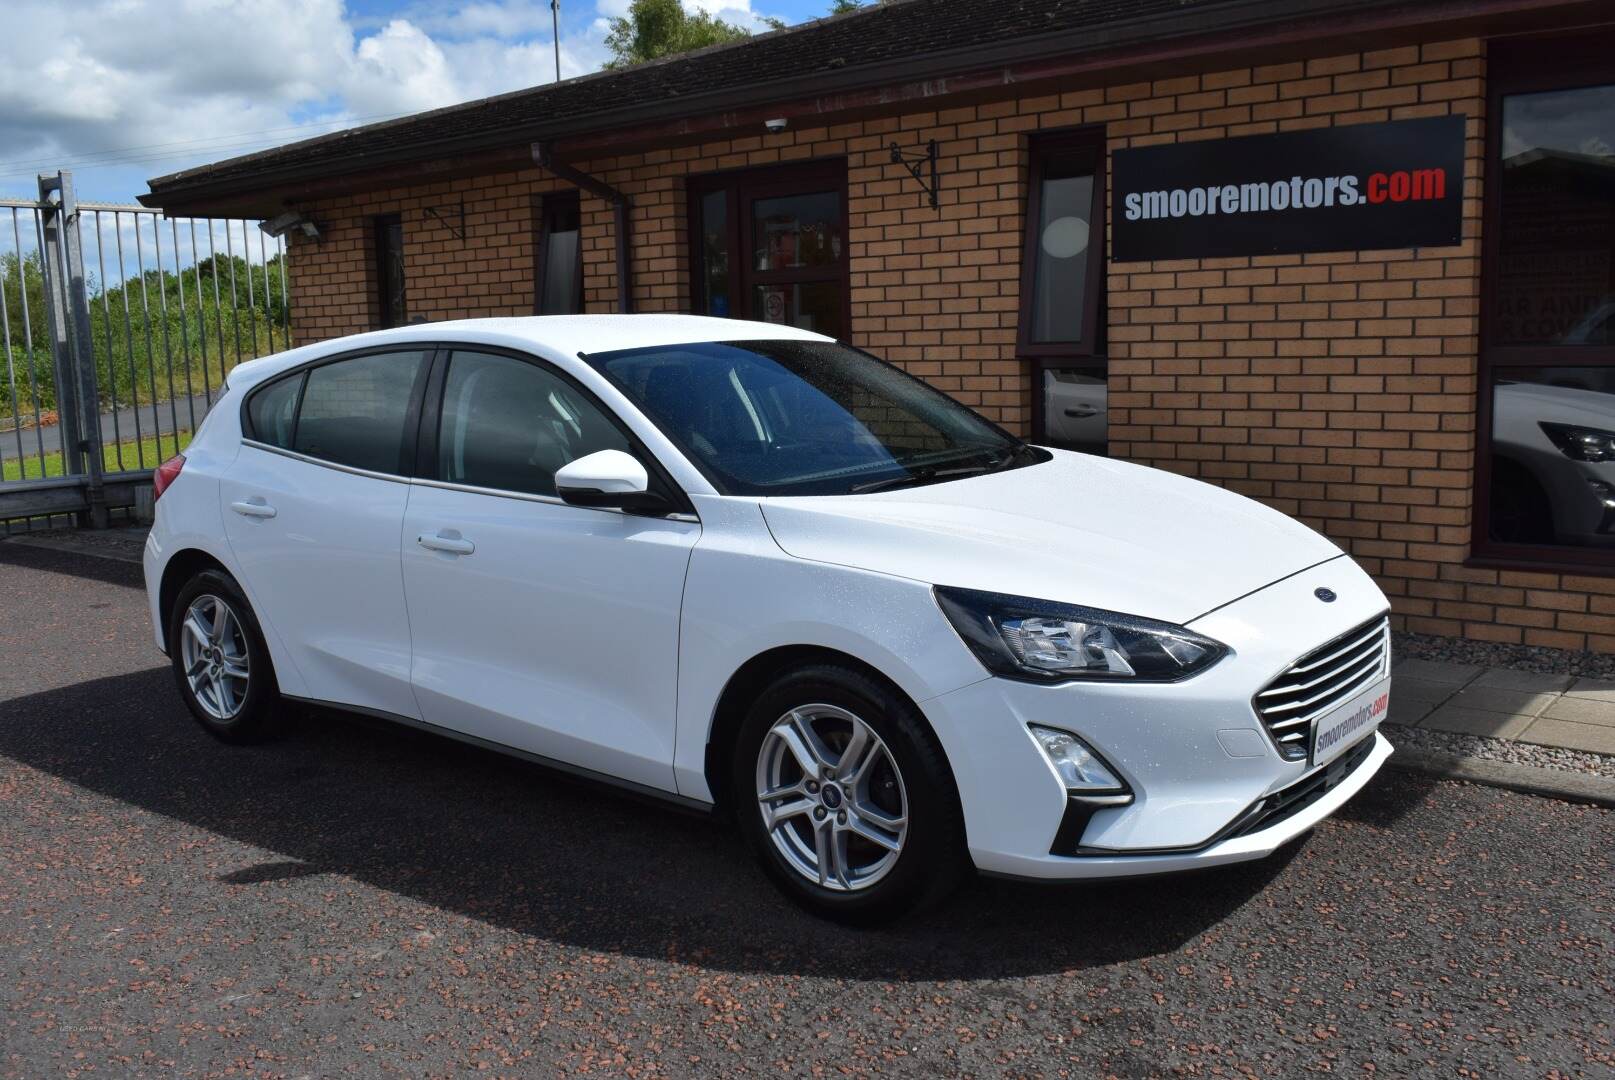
[1044,371,1107,452]
[1562,298,1615,346]
[1491,380,1615,546]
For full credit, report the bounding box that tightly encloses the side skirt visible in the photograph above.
[282,694,716,817]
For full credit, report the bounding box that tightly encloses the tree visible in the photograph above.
[603,0,782,69]
[829,1,864,11]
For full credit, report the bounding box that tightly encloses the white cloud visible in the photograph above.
[0,0,615,199]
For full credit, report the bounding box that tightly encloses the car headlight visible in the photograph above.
[934,586,1228,683]
[1541,421,1615,463]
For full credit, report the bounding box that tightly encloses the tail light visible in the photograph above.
[153,453,186,501]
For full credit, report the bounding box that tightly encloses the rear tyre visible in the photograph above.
[732,664,967,924]
[167,569,282,744]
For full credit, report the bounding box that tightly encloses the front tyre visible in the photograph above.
[733,664,967,924]
[168,569,282,743]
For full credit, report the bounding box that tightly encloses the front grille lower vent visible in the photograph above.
[1254,616,1390,761]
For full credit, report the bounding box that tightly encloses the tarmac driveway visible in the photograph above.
[0,544,1610,1077]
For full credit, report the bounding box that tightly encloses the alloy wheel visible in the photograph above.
[755,703,909,892]
[179,594,251,720]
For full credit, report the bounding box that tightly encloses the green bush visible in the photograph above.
[2,249,288,422]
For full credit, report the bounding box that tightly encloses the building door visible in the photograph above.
[690,160,848,340]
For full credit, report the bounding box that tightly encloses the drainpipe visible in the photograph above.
[531,142,634,314]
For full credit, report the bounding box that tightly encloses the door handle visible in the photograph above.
[417,533,475,556]
[230,499,277,519]
[1063,406,1099,419]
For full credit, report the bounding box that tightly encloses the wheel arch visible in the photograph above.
[157,547,235,651]
[702,644,960,817]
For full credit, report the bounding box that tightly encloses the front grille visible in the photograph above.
[1253,615,1390,761]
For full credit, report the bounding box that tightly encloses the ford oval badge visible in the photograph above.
[1315,587,1337,603]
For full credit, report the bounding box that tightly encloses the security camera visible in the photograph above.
[261,210,321,241]
[764,117,789,134]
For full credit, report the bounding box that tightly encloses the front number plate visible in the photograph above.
[1312,677,1390,767]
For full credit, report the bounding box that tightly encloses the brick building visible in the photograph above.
[143,0,1615,652]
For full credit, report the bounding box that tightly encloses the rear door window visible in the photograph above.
[290,350,429,474]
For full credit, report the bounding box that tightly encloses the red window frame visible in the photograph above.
[1472,34,1615,575]
[1018,127,1108,448]
[687,159,851,338]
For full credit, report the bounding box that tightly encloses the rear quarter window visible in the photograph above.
[244,373,303,449]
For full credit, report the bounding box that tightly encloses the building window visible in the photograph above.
[1480,40,1615,572]
[1019,129,1107,453]
[535,192,583,315]
[689,160,848,339]
[374,214,406,329]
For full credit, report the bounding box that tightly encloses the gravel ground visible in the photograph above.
[2,543,1613,1078]
[1394,629,1615,680]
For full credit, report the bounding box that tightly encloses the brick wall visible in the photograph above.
[289,172,567,341]
[283,36,1615,654]
[1099,39,1612,654]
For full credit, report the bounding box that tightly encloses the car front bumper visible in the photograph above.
[919,555,1393,880]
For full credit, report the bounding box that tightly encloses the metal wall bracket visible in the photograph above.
[889,140,940,209]
[424,202,466,242]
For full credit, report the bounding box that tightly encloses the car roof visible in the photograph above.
[225,315,831,388]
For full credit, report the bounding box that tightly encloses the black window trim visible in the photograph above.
[240,341,696,517]
[240,344,433,479]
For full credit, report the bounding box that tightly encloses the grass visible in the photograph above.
[1,429,192,482]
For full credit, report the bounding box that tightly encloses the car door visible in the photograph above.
[220,347,431,720]
[400,348,700,793]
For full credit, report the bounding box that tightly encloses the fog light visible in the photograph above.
[1030,725,1126,792]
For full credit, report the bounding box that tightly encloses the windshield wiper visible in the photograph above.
[849,445,1025,494]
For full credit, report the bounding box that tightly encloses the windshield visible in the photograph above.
[586,339,1042,497]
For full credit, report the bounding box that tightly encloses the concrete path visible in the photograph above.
[1392,658,1615,755]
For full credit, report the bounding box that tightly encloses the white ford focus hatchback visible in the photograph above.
[144,315,1393,922]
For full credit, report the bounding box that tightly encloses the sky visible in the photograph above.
[0,0,845,207]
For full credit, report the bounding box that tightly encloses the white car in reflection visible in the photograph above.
[143,316,1392,923]
[1043,370,1108,450]
[1490,380,1615,546]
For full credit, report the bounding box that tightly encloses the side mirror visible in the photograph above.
[555,449,671,513]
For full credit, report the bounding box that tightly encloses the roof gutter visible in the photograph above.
[532,143,633,314]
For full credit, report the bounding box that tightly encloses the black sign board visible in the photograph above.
[1111,115,1466,261]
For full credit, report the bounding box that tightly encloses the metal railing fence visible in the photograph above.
[1,170,288,527]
